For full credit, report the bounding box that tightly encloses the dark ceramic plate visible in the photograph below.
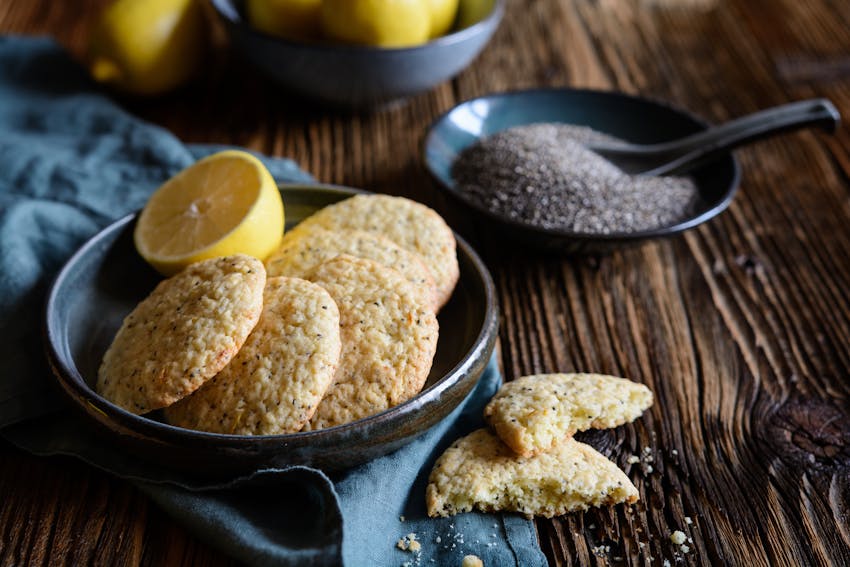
[423,88,742,253]
[45,184,498,474]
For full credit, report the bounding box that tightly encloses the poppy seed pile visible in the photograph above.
[451,124,699,234]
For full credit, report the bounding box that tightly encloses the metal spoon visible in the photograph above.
[586,98,840,176]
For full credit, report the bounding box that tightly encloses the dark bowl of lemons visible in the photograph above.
[210,0,505,107]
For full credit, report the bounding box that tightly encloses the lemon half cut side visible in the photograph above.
[134,150,284,276]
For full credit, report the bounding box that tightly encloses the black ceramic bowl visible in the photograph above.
[423,88,742,254]
[210,0,505,107]
[45,184,498,474]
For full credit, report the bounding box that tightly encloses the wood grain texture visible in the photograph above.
[2,0,850,565]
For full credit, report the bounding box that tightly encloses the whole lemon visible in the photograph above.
[456,0,493,29]
[246,0,322,41]
[88,0,206,96]
[321,0,431,48]
[427,0,459,38]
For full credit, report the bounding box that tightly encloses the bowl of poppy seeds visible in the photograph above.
[423,89,741,253]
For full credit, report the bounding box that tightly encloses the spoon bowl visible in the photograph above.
[424,88,746,254]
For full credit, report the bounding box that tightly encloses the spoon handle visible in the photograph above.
[596,98,841,176]
[654,98,838,152]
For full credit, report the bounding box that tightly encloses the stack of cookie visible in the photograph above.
[426,373,654,518]
[96,194,458,435]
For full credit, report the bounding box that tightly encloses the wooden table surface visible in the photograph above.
[3,0,850,565]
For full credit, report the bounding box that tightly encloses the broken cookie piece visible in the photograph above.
[426,429,638,518]
[484,373,653,457]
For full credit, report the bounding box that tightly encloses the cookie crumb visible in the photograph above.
[461,555,484,567]
[399,515,405,522]
[680,544,691,554]
[591,544,610,557]
[397,533,421,553]
[670,530,686,545]
[684,516,693,525]
[627,450,655,475]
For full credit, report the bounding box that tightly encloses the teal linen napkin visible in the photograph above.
[0,37,546,566]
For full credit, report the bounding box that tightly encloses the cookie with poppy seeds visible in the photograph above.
[165,277,341,434]
[266,227,438,312]
[96,255,265,414]
[290,194,458,310]
[302,255,438,430]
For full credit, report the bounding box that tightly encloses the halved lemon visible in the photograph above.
[134,150,284,276]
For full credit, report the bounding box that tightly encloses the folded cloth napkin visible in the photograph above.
[0,36,547,566]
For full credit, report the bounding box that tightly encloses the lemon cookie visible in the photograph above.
[164,277,342,435]
[484,373,654,457]
[96,255,265,414]
[292,194,459,309]
[426,429,639,518]
[303,255,438,430]
[266,227,438,311]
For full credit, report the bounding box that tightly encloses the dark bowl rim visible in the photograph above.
[422,87,743,243]
[209,0,507,53]
[43,183,499,445]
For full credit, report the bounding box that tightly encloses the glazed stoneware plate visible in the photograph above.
[45,184,498,474]
[423,88,742,253]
